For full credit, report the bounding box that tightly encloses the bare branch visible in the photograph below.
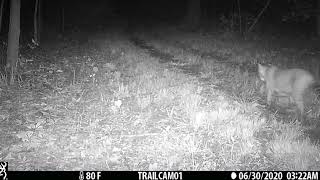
[248,0,272,33]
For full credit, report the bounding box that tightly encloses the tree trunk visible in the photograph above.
[38,0,42,43]
[6,0,20,84]
[0,0,5,33]
[317,0,320,36]
[186,0,201,30]
[33,0,39,44]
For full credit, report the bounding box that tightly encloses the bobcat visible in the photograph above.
[258,63,317,119]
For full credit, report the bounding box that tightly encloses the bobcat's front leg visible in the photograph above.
[267,89,273,106]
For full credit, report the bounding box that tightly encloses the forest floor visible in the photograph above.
[1,24,320,170]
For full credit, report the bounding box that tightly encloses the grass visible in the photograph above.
[0,26,320,171]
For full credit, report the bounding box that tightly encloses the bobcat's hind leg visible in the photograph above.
[267,89,273,106]
[294,95,305,121]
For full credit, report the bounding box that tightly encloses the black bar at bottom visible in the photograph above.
[9,171,320,180]
[10,171,230,180]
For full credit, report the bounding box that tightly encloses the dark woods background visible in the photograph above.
[0,0,319,70]
[0,0,318,35]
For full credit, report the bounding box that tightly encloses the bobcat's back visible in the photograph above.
[258,64,314,95]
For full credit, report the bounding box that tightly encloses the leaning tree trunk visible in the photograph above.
[186,0,201,30]
[6,0,20,84]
